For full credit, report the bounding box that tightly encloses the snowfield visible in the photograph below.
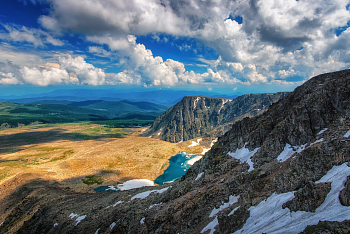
[233,163,350,234]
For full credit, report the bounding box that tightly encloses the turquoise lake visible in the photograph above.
[154,152,202,185]
[94,152,202,191]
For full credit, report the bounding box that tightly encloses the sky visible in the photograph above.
[0,0,349,95]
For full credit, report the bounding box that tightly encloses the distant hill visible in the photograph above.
[0,102,112,128]
[0,99,167,128]
[0,89,239,107]
[66,100,168,118]
[144,92,289,142]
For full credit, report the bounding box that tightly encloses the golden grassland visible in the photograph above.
[0,122,203,197]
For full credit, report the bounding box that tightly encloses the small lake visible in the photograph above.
[94,152,202,191]
[94,185,119,192]
[153,152,202,185]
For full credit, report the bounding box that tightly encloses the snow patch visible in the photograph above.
[188,138,202,147]
[194,97,201,109]
[187,155,202,165]
[117,179,155,191]
[210,138,218,148]
[195,172,204,181]
[75,215,86,226]
[140,217,145,224]
[344,129,350,138]
[318,128,328,135]
[228,206,240,216]
[310,138,324,146]
[69,213,86,226]
[277,143,307,162]
[234,163,350,234]
[228,145,260,171]
[209,195,240,218]
[69,213,78,219]
[54,223,58,227]
[113,201,124,207]
[131,186,171,200]
[218,99,231,113]
[201,216,219,234]
[95,228,100,234]
[148,202,162,209]
[201,148,210,155]
[110,222,116,230]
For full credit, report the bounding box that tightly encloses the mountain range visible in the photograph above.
[1,69,350,233]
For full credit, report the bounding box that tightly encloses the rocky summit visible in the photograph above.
[2,69,350,234]
[144,93,288,143]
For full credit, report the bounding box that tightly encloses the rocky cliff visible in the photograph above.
[2,69,350,234]
[144,93,288,143]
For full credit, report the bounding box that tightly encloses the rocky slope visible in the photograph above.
[144,93,288,143]
[1,69,350,233]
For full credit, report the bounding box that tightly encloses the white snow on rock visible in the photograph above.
[187,155,202,165]
[113,201,124,207]
[69,213,78,219]
[318,128,328,135]
[54,223,58,227]
[228,206,240,216]
[344,129,350,138]
[94,228,100,234]
[209,195,240,218]
[131,186,171,200]
[234,163,350,234]
[228,145,260,172]
[310,138,324,146]
[201,216,219,234]
[188,138,202,147]
[201,148,210,155]
[148,202,162,210]
[277,143,307,162]
[140,217,145,224]
[110,222,116,230]
[218,99,232,113]
[117,179,155,191]
[194,97,201,109]
[75,215,86,226]
[69,213,86,226]
[195,172,204,181]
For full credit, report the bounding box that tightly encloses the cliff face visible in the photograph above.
[2,69,350,234]
[144,93,288,143]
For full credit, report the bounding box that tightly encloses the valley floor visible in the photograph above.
[0,122,204,232]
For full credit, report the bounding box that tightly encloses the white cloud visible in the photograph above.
[59,56,106,85]
[37,0,350,83]
[0,24,64,47]
[20,66,70,86]
[88,46,111,57]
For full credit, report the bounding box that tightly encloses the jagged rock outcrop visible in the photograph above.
[1,69,350,234]
[144,93,288,143]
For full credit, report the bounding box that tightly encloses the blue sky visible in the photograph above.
[0,0,349,96]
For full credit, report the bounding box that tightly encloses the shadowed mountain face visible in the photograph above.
[2,69,350,233]
[144,93,288,143]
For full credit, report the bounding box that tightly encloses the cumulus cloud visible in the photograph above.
[36,0,350,82]
[2,0,350,87]
[0,56,107,86]
[0,24,64,47]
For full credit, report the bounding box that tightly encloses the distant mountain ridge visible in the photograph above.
[0,89,239,107]
[144,92,289,142]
